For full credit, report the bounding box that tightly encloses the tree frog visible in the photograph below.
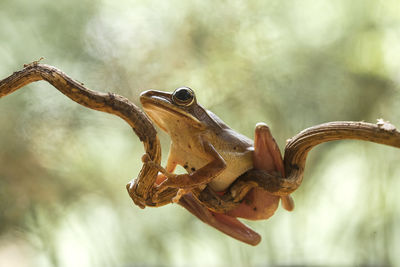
[140,87,294,246]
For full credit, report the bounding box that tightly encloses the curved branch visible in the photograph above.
[2,63,400,211]
[233,121,400,199]
[0,62,161,208]
[281,121,400,194]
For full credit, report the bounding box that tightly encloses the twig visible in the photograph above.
[281,120,400,194]
[229,121,400,201]
[0,63,161,208]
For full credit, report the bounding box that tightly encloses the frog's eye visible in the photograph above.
[172,87,195,106]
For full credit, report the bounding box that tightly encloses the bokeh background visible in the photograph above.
[1,0,400,266]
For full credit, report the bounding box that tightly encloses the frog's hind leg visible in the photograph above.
[253,122,294,211]
[227,123,294,220]
[179,193,261,246]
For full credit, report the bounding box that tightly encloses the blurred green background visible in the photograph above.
[1,0,400,266]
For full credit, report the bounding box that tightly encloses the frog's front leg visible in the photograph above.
[227,123,294,220]
[157,139,227,190]
[126,153,178,208]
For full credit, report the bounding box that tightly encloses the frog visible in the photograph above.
[139,87,294,246]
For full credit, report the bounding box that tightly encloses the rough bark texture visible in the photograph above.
[1,62,400,211]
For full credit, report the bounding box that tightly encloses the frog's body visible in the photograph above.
[140,87,293,246]
[168,109,254,191]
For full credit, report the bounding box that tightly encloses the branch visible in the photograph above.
[230,120,400,200]
[282,120,400,194]
[0,62,161,208]
[1,63,399,213]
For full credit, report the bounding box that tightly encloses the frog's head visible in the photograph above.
[140,87,210,133]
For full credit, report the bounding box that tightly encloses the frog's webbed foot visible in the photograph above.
[142,153,195,190]
[141,154,175,180]
[141,154,180,191]
[140,154,198,204]
[126,154,179,207]
[172,188,191,203]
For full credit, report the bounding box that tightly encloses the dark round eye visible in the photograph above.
[172,87,195,106]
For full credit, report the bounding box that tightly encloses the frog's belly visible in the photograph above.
[176,149,254,192]
[208,161,253,192]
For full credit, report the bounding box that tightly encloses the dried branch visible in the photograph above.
[229,120,400,201]
[1,63,399,213]
[281,120,400,193]
[0,62,161,208]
